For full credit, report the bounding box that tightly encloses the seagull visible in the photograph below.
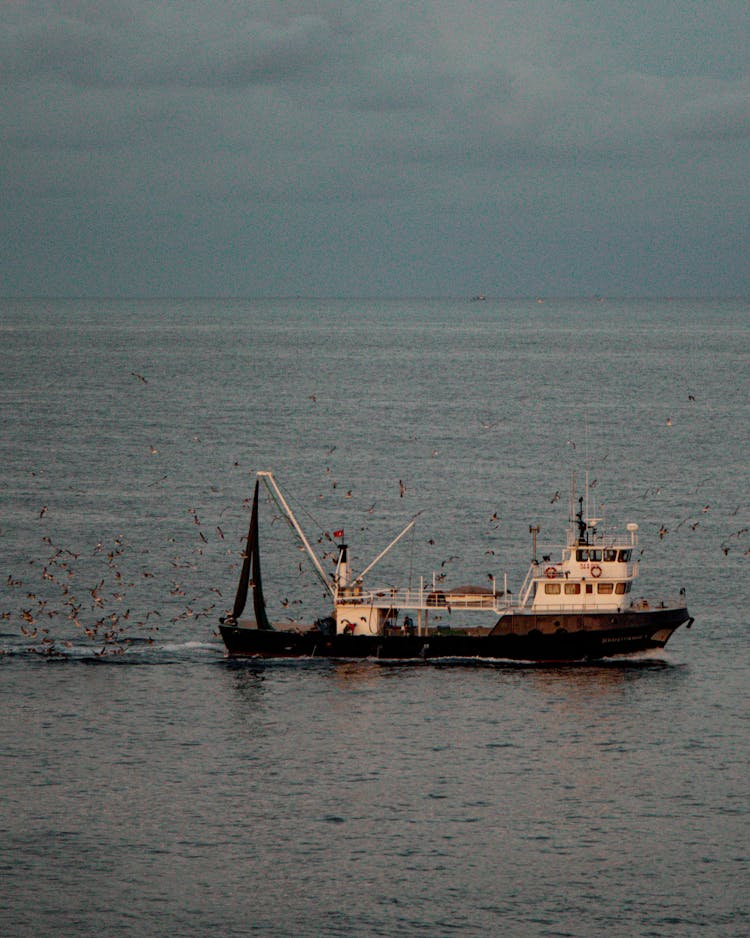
[130,372,148,383]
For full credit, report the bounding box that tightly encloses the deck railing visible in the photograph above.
[335,586,512,612]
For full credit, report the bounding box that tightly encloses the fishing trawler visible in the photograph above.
[218,472,692,661]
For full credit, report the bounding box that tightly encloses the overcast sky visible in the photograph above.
[2,1,749,297]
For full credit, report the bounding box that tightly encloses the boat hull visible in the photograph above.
[219,607,691,662]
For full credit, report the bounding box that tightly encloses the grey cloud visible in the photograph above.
[1,10,336,89]
[671,84,750,141]
[1,1,748,297]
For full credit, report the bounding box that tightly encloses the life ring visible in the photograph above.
[545,566,557,579]
[591,565,602,578]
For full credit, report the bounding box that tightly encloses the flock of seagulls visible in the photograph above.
[3,371,747,657]
[7,456,747,657]
[3,520,225,657]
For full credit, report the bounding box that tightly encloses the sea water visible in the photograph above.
[1,297,748,936]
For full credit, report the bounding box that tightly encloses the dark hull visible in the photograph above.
[219,607,691,662]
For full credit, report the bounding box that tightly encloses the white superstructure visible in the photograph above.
[258,470,681,638]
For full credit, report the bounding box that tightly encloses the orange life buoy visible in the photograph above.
[591,564,602,578]
[545,566,557,579]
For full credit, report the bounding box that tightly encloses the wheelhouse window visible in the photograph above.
[564,583,581,594]
[589,549,602,561]
[576,549,588,561]
[603,549,617,562]
[544,583,561,594]
[617,549,632,562]
[597,583,614,594]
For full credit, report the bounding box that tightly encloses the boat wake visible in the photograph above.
[1,637,225,664]
[372,653,680,670]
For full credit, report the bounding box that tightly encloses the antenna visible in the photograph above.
[568,471,577,543]
[584,416,591,523]
[585,467,590,526]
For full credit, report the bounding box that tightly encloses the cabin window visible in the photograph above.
[564,583,581,595]
[589,549,602,561]
[576,549,588,561]
[615,582,631,594]
[603,549,617,562]
[618,549,632,562]
[597,583,614,594]
[544,583,561,594]
[585,584,593,594]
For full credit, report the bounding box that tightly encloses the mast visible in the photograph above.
[334,537,350,589]
[257,471,335,597]
[568,472,577,545]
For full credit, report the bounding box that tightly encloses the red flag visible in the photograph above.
[333,529,344,538]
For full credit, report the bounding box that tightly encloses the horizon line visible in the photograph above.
[1,293,749,303]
